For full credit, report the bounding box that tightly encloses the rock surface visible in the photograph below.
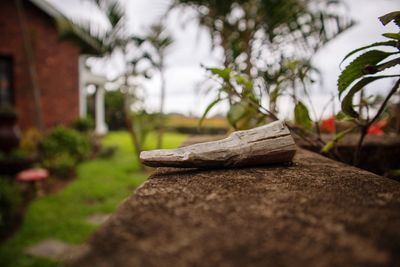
[25,239,88,261]
[68,147,400,267]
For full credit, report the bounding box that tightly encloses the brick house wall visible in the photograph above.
[0,0,81,130]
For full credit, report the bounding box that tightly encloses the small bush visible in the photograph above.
[41,127,90,161]
[42,153,76,178]
[40,127,90,177]
[71,117,95,133]
[0,178,22,238]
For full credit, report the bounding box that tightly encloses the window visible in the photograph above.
[0,55,14,107]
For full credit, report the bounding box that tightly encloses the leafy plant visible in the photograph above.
[71,117,95,133]
[40,127,90,161]
[40,127,90,177]
[19,128,43,156]
[176,0,352,138]
[201,65,322,138]
[326,11,400,165]
[200,67,273,130]
[174,0,352,77]
[42,153,76,178]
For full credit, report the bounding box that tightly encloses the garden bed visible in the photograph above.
[68,142,400,267]
[297,134,400,178]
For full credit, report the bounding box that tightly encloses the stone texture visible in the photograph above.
[68,148,400,267]
[25,239,88,261]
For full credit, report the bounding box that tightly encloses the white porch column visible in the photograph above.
[79,55,88,118]
[95,86,108,135]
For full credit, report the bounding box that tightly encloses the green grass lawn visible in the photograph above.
[0,131,187,267]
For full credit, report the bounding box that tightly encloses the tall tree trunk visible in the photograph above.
[15,0,44,131]
[157,61,166,149]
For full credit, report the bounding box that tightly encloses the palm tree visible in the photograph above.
[173,0,353,76]
[147,23,174,149]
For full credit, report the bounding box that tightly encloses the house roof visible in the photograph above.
[29,0,104,55]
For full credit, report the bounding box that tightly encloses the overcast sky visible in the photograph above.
[48,0,400,119]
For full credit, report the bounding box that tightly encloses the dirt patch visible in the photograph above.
[68,148,400,267]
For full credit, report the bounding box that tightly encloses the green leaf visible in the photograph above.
[341,75,399,118]
[270,86,281,104]
[377,58,400,72]
[106,2,124,28]
[335,111,354,122]
[382,33,400,40]
[198,98,221,128]
[338,50,395,97]
[321,130,350,153]
[235,74,252,89]
[379,11,400,26]
[227,103,247,128]
[207,67,232,80]
[340,41,397,67]
[294,101,313,129]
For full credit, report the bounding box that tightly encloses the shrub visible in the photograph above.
[323,11,400,165]
[71,117,95,133]
[42,153,76,178]
[40,127,90,177]
[41,127,90,161]
[0,178,22,238]
[20,128,43,156]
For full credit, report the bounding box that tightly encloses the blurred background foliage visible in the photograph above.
[1,2,400,266]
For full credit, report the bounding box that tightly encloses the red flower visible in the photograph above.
[367,120,386,135]
[320,116,336,133]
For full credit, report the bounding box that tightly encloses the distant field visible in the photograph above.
[166,115,229,129]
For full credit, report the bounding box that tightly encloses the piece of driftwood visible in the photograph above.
[140,120,296,168]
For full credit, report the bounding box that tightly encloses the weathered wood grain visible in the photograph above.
[140,120,296,168]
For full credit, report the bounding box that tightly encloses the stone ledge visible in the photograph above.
[68,148,400,267]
